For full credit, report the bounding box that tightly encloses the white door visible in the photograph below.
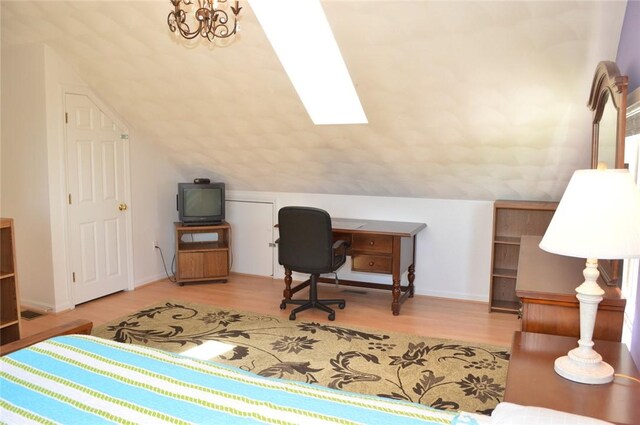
[65,93,131,304]
[226,200,274,276]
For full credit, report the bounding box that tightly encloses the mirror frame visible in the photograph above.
[588,61,628,169]
[587,61,628,286]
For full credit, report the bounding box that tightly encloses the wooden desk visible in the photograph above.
[505,332,640,425]
[516,235,625,341]
[282,218,426,316]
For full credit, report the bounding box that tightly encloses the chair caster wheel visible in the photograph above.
[338,302,345,309]
[328,313,335,321]
[280,301,286,310]
[289,313,296,320]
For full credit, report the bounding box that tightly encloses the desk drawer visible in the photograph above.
[352,254,392,274]
[352,235,393,253]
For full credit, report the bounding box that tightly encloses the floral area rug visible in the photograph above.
[92,300,510,415]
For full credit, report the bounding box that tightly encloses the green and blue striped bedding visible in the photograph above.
[0,335,484,424]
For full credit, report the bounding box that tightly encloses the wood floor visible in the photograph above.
[21,274,521,347]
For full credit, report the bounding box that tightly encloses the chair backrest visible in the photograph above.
[278,206,334,274]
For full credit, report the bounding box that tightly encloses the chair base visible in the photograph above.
[280,275,345,321]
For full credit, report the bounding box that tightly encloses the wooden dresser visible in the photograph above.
[515,235,625,341]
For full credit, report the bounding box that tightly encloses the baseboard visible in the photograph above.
[134,272,171,288]
[414,288,488,303]
[281,271,488,303]
[20,276,168,314]
[19,299,56,314]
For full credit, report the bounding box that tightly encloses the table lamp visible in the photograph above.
[539,167,640,384]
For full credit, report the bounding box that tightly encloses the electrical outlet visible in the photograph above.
[153,240,158,251]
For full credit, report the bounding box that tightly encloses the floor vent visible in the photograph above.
[21,310,44,320]
[341,289,367,295]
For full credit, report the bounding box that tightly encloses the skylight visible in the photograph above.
[249,0,368,125]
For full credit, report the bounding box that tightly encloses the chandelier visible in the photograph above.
[168,0,242,42]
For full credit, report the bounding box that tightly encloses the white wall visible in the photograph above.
[229,190,494,301]
[1,43,184,312]
[1,44,56,309]
[2,43,496,309]
[129,133,183,286]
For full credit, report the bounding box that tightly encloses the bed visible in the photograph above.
[1,322,614,424]
[1,333,487,425]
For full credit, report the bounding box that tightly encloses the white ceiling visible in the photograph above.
[0,1,628,201]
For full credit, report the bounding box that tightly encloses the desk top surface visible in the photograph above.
[331,218,427,237]
[516,235,623,304]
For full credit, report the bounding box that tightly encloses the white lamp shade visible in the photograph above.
[539,169,640,260]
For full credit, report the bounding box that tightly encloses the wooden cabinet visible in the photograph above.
[489,200,557,313]
[516,235,624,341]
[1,218,21,345]
[175,222,231,285]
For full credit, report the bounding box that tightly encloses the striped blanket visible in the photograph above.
[0,335,486,425]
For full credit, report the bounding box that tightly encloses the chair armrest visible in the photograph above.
[0,319,93,356]
[332,239,348,251]
[331,240,348,270]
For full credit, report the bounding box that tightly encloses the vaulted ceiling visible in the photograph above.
[0,1,628,200]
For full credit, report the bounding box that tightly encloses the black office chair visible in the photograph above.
[277,206,347,321]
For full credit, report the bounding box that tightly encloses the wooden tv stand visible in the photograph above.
[174,222,231,285]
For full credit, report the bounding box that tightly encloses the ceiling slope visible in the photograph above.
[0,1,628,200]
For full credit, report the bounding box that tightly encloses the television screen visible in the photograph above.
[178,182,225,224]
[184,188,222,217]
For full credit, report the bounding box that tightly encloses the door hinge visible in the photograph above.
[65,112,68,124]
[72,272,76,283]
[68,194,72,205]
[121,134,129,140]
[268,242,276,247]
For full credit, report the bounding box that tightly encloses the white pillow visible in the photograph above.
[491,402,613,425]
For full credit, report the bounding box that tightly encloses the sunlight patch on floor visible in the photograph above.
[180,340,236,360]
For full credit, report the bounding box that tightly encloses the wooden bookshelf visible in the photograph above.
[1,218,22,345]
[489,201,557,313]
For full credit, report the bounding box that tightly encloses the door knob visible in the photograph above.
[118,203,128,211]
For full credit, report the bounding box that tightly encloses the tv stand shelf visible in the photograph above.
[179,241,228,251]
[175,222,231,285]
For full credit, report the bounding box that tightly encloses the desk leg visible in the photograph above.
[283,268,292,300]
[408,264,416,298]
[392,279,401,315]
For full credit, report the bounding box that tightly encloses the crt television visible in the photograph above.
[177,182,225,225]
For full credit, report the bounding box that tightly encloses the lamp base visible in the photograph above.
[554,347,614,384]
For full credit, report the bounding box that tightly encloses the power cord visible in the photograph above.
[614,373,640,384]
[155,245,177,283]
